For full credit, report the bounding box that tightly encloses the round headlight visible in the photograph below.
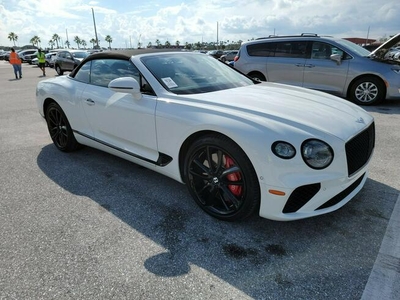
[301,139,333,169]
[272,141,296,159]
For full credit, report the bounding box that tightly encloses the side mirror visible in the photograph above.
[108,77,142,100]
[330,54,342,65]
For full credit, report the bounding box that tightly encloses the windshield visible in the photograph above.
[73,52,89,59]
[335,39,371,57]
[141,53,254,95]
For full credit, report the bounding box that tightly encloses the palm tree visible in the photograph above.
[65,40,70,48]
[30,36,41,47]
[175,40,180,48]
[81,40,87,49]
[74,36,81,49]
[52,34,60,48]
[90,38,97,48]
[147,42,152,48]
[155,39,161,48]
[105,35,113,49]
[48,39,55,49]
[8,32,18,46]
[165,40,171,48]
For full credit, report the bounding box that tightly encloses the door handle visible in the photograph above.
[304,64,315,68]
[85,98,95,105]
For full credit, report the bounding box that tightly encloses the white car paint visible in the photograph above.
[36,51,375,221]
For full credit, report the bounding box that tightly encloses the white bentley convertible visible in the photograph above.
[36,50,375,221]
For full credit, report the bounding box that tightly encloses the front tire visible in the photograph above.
[248,71,266,82]
[55,65,63,75]
[184,134,260,221]
[45,102,80,152]
[349,76,385,105]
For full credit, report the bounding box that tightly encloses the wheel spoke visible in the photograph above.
[220,185,241,209]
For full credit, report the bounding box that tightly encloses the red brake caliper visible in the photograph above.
[225,156,242,196]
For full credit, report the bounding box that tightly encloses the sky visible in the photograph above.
[0,0,399,49]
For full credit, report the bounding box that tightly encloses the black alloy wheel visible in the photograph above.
[184,134,260,221]
[45,102,80,152]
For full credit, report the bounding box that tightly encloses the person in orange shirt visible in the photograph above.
[9,48,22,79]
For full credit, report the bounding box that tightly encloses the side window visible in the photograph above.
[275,41,307,58]
[74,61,91,83]
[90,59,141,88]
[311,42,333,59]
[247,42,276,57]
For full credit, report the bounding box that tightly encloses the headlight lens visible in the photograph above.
[272,141,296,159]
[301,139,333,169]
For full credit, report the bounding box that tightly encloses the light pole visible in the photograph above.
[92,8,99,48]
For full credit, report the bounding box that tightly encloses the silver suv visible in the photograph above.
[234,33,400,105]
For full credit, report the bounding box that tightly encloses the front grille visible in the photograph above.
[316,173,365,210]
[345,122,375,177]
[283,183,321,213]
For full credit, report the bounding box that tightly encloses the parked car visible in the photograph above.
[54,50,90,75]
[18,49,38,63]
[207,50,224,58]
[0,50,9,60]
[31,53,56,67]
[36,50,374,222]
[219,50,238,62]
[234,33,400,105]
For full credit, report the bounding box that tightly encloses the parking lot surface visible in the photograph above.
[0,61,399,299]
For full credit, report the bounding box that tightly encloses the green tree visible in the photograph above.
[147,42,152,48]
[48,39,55,49]
[81,39,87,49]
[155,39,161,48]
[52,34,60,48]
[105,35,113,49]
[74,36,81,48]
[8,32,18,46]
[175,40,180,48]
[165,40,171,48]
[30,35,41,47]
[90,38,97,48]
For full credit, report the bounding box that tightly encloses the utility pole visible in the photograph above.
[92,8,99,48]
[216,22,219,49]
[65,29,69,48]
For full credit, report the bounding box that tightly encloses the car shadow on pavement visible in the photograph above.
[36,144,399,299]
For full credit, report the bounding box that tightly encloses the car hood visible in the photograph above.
[369,32,400,60]
[181,83,373,141]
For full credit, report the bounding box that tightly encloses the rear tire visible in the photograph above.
[349,76,385,105]
[45,102,80,152]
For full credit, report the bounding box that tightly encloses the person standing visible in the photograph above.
[9,48,22,79]
[37,49,46,76]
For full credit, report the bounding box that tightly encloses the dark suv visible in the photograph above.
[54,50,89,75]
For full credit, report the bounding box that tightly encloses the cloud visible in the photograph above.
[1,0,398,48]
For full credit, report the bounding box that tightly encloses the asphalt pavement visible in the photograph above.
[0,60,399,300]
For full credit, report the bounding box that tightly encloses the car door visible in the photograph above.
[302,41,350,96]
[63,52,75,71]
[266,41,307,86]
[80,58,159,162]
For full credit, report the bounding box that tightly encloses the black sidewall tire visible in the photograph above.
[349,77,385,106]
[183,134,260,221]
[45,102,80,152]
[55,65,63,75]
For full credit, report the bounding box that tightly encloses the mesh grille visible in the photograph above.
[345,122,375,177]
